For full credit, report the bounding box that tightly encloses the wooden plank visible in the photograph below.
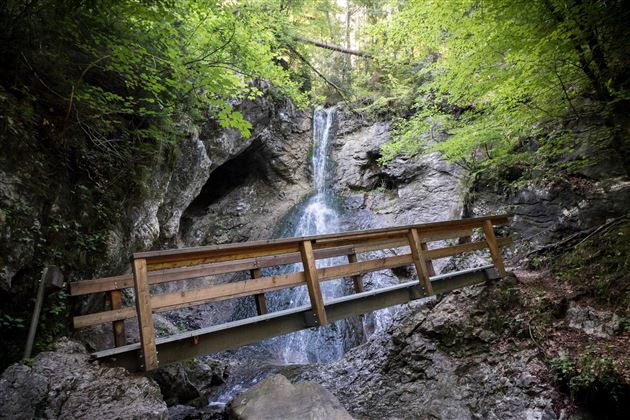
[407,229,434,295]
[250,268,267,315]
[71,273,132,296]
[74,254,414,328]
[73,255,407,329]
[312,231,409,250]
[74,307,136,329]
[152,272,304,311]
[73,271,303,328]
[72,238,513,329]
[132,258,158,371]
[354,238,408,253]
[319,254,412,281]
[483,219,508,277]
[423,237,512,261]
[110,290,126,347]
[72,220,505,296]
[346,253,364,293]
[146,243,301,271]
[354,229,474,253]
[314,229,409,245]
[300,240,327,325]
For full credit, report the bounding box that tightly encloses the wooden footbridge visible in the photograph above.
[70,215,512,372]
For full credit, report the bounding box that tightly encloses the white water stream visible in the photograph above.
[267,107,362,364]
[208,107,393,406]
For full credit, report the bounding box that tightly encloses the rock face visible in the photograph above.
[111,91,312,270]
[178,103,312,246]
[328,112,467,333]
[1,88,312,296]
[293,285,572,420]
[332,114,465,232]
[151,359,228,406]
[0,338,167,419]
[228,374,354,420]
[467,176,630,251]
[565,302,621,338]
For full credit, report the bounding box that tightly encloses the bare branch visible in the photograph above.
[294,35,372,58]
[286,44,348,101]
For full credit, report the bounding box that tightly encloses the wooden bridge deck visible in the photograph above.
[70,215,512,372]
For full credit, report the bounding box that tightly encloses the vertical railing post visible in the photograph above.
[420,242,436,277]
[300,240,327,325]
[346,253,364,293]
[250,268,268,315]
[110,289,126,347]
[132,257,158,371]
[482,220,507,277]
[407,228,434,295]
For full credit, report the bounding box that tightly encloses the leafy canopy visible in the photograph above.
[360,0,628,175]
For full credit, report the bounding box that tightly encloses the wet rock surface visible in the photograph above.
[151,359,228,406]
[0,338,167,419]
[228,374,354,420]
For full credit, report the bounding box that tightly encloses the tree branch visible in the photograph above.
[286,44,348,101]
[293,35,372,58]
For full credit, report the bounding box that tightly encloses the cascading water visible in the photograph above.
[207,108,387,406]
[267,107,363,364]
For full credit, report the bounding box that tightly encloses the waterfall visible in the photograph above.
[268,107,361,364]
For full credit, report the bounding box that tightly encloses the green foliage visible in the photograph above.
[0,0,307,267]
[549,350,627,404]
[549,352,577,385]
[370,0,629,176]
[0,313,25,330]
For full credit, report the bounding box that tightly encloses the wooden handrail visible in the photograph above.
[70,214,512,371]
[70,227,481,296]
[133,214,509,267]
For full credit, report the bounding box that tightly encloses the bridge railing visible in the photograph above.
[70,214,511,371]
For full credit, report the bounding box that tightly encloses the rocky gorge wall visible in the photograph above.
[2,100,628,419]
[0,87,316,366]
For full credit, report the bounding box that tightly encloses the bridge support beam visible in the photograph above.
[133,258,158,371]
[407,228,434,295]
[420,242,436,277]
[250,268,268,315]
[482,220,507,277]
[110,290,126,347]
[346,253,364,293]
[300,240,327,325]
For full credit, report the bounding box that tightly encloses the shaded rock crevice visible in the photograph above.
[179,138,269,233]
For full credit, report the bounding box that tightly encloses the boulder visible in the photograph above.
[228,374,353,420]
[0,338,167,419]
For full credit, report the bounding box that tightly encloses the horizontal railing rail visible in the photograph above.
[70,214,512,371]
